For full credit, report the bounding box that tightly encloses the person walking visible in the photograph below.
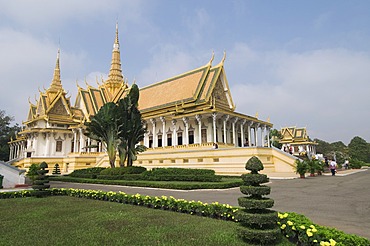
[329,159,337,176]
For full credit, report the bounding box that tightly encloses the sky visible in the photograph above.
[0,0,369,144]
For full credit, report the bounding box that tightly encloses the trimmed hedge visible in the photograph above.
[238,197,275,210]
[69,167,106,179]
[142,167,221,182]
[100,166,147,176]
[145,167,216,176]
[49,176,241,190]
[97,174,143,180]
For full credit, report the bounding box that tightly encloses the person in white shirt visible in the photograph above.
[329,159,337,176]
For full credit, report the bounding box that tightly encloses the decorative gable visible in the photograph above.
[48,97,69,116]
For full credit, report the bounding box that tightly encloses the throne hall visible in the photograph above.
[9,25,296,175]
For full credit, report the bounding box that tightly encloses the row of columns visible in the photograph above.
[72,129,103,153]
[9,142,26,160]
[144,113,271,148]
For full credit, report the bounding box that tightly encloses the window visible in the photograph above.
[201,129,207,143]
[56,140,63,152]
[177,132,183,145]
[167,133,172,146]
[149,136,153,148]
[158,135,162,147]
[189,131,194,144]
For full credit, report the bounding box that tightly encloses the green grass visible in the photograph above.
[49,176,243,190]
[0,196,292,246]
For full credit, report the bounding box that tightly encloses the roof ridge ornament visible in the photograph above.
[208,51,215,66]
[221,50,226,64]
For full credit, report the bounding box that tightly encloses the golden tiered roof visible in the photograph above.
[23,50,81,127]
[279,126,317,145]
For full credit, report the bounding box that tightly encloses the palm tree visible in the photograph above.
[84,102,120,168]
[117,84,147,166]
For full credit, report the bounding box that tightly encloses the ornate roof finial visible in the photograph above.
[221,50,226,64]
[48,49,63,92]
[106,22,124,86]
[114,21,119,51]
[208,51,215,65]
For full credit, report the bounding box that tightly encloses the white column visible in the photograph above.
[87,138,91,152]
[195,115,202,144]
[232,117,238,146]
[144,132,149,147]
[266,127,271,147]
[172,119,177,146]
[212,113,217,142]
[34,134,38,156]
[160,117,166,147]
[183,117,189,145]
[223,115,230,144]
[79,128,85,152]
[247,122,252,147]
[9,144,13,160]
[259,125,264,147]
[72,130,77,152]
[255,123,260,147]
[240,119,246,147]
[150,119,157,148]
[45,133,50,156]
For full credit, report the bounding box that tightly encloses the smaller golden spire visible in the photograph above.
[105,22,124,87]
[48,49,63,92]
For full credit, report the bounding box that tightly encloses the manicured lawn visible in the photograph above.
[0,196,292,246]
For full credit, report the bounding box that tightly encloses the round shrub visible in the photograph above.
[245,156,264,174]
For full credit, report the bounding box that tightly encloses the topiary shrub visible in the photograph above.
[32,161,50,198]
[26,163,41,184]
[236,156,281,245]
[52,163,61,175]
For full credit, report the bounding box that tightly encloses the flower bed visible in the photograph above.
[1,189,369,246]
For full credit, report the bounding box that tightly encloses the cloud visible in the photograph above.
[229,44,370,143]
[0,0,144,29]
[137,44,210,87]
[0,28,87,123]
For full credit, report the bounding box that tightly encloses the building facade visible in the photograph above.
[9,25,296,175]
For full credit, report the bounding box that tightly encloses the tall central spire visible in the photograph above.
[48,49,63,92]
[106,22,124,84]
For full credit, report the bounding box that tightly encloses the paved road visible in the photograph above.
[50,169,370,240]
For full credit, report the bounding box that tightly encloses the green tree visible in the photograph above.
[269,128,282,148]
[348,136,370,163]
[85,102,121,168]
[0,110,21,161]
[314,138,332,155]
[117,84,146,166]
